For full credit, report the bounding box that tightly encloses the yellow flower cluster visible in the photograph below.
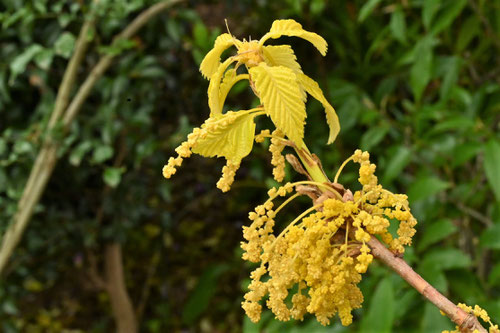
[236,40,264,67]
[442,303,499,333]
[241,150,419,326]
[270,129,286,182]
[217,160,240,192]
[351,149,417,253]
[255,129,287,182]
[162,112,242,192]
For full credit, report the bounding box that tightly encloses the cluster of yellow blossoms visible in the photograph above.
[241,150,418,326]
[442,304,499,333]
[162,112,242,192]
[255,129,287,182]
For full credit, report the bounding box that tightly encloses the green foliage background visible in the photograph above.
[1,0,500,331]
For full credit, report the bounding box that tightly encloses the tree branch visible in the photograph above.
[104,243,137,333]
[367,236,487,333]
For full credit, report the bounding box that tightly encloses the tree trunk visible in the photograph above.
[104,243,137,333]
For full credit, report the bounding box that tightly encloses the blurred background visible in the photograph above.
[1,0,499,332]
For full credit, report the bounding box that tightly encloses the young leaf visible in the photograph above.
[208,58,234,116]
[261,45,302,73]
[199,33,235,79]
[192,112,256,162]
[296,73,340,144]
[260,19,327,56]
[484,139,500,202]
[219,69,248,106]
[249,63,306,143]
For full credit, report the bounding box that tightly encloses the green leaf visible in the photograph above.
[360,125,389,151]
[358,0,382,22]
[192,112,256,162]
[360,277,394,333]
[456,16,480,52]
[182,264,228,325]
[394,290,418,320]
[430,0,467,35]
[54,32,76,58]
[422,248,471,270]
[484,139,500,202]
[9,44,43,84]
[92,145,114,164]
[408,175,450,202]
[451,142,481,167]
[488,263,500,287]
[103,167,125,188]
[382,146,411,182]
[431,116,474,134]
[390,5,407,43]
[417,219,457,252]
[419,261,448,293]
[480,224,500,250]
[69,141,93,166]
[439,56,461,101]
[410,36,434,102]
[34,49,54,70]
[422,0,441,29]
[421,302,454,332]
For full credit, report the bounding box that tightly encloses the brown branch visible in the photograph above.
[368,235,487,333]
[104,243,137,333]
[0,0,182,276]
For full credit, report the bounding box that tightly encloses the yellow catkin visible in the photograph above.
[442,304,498,333]
[216,160,240,192]
[241,150,420,326]
[269,129,286,182]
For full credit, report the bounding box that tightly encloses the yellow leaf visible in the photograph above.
[249,63,306,143]
[262,45,302,73]
[199,33,235,79]
[192,112,256,162]
[260,19,328,56]
[208,58,234,117]
[219,69,249,107]
[297,73,340,144]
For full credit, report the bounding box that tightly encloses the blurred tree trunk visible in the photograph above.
[105,243,137,333]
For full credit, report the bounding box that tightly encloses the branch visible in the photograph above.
[0,0,182,276]
[367,236,487,333]
[62,0,183,127]
[104,243,137,333]
[0,10,96,274]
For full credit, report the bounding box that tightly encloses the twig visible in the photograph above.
[62,0,183,126]
[0,8,96,273]
[456,202,493,227]
[0,0,182,276]
[368,235,487,333]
